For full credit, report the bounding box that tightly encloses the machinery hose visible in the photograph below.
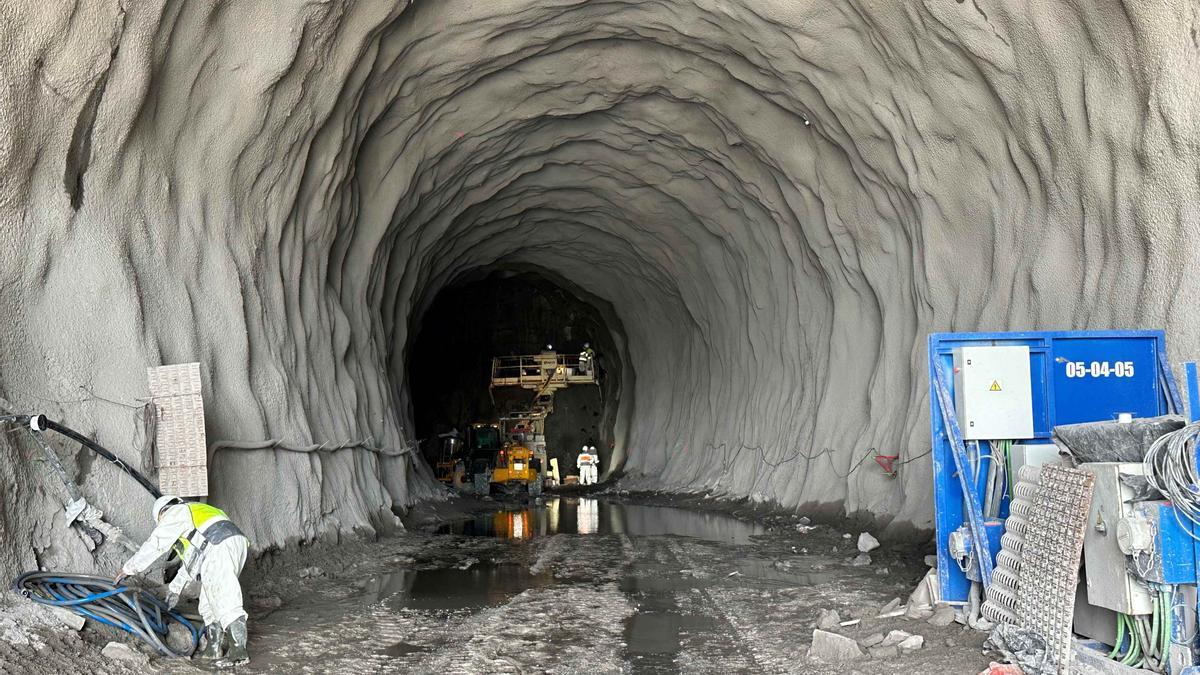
[13,572,197,657]
[40,418,162,498]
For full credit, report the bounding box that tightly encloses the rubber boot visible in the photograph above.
[214,618,249,668]
[198,624,223,659]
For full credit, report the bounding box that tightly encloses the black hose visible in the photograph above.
[13,572,198,657]
[38,416,162,498]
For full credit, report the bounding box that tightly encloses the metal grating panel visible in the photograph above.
[147,363,208,497]
[1013,465,1095,673]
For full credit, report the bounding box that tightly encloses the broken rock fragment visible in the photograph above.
[809,629,864,662]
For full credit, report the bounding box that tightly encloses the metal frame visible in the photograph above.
[930,330,1180,604]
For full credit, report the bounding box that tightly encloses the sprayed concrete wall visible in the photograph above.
[0,0,1198,576]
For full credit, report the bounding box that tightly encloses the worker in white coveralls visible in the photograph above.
[115,495,250,667]
[577,445,600,485]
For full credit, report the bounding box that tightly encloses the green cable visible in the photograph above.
[1108,612,1126,659]
[1129,623,1142,668]
[1121,615,1141,667]
[1149,593,1160,661]
[1161,589,1172,657]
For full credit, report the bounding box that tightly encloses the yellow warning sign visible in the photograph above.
[989,380,1002,392]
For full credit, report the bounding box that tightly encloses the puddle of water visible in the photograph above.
[438,497,765,544]
[361,562,553,611]
[622,571,724,672]
[736,557,834,586]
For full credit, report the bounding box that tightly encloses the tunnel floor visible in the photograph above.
[1,495,991,673]
[226,494,991,674]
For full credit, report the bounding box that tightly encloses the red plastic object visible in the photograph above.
[875,454,899,476]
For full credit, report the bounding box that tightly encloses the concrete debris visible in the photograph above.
[857,532,880,553]
[859,632,885,647]
[908,568,941,610]
[816,609,841,630]
[47,607,85,631]
[877,597,901,615]
[905,604,934,620]
[880,630,912,648]
[898,634,924,651]
[808,629,864,662]
[101,642,147,663]
[842,533,852,539]
[297,566,325,579]
[928,606,957,626]
[868,645,899,659]
[849,553,872,566]
[924,555,939,568]
[796,516,811,526]
[839,619,861,627]
[796,525,816,533]
[875,566,890,576]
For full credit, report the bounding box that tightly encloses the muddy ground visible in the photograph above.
[0,490,993,674]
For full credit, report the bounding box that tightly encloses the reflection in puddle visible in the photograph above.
[438,497,765,544]
[361,563,553,611]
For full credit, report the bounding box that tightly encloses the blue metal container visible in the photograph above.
[929,330,1181,603]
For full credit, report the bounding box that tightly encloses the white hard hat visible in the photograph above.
[152,495,182,520]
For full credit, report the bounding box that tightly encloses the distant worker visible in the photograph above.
[578,343,596,376]
[116,496,250,667]
[577,445,600,485]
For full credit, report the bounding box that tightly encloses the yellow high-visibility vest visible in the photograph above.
[171,503,228,560]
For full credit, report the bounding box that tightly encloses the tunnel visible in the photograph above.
[0,0,1198,641]
[407,268,625,478]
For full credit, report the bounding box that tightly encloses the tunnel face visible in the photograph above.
[407,270,623,475]
[1,1,1198,574]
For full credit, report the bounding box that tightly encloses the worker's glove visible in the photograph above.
[165,592,180,610]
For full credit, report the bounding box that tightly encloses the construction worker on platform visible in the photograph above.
[578,343,596,376]
[116,495,250,667]
[577,445,600,485]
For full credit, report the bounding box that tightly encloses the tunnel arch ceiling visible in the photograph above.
[2,0,1197,570]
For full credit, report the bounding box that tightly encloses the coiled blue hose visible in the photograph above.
[13,572,198,657]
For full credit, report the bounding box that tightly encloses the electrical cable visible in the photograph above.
[1143,422,1200,539]
[705,441,932,482]
[41,417,162,498]
[1109,613,1125,659]
[13,572,198,657]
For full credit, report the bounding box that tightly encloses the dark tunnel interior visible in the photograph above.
[407,269,624,478]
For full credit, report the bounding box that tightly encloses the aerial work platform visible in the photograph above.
[490,353,596,390]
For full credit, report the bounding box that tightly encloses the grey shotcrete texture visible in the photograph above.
[0,1,1198,577]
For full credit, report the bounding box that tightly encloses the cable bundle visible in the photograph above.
[12,572,198,657]
[1143,422,1200,529]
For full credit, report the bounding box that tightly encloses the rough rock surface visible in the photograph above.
[0,1,1198,576]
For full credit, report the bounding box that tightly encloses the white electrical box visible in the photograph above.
[1010,443,1062,473]
[952,346,1034,440]
[1080,463,1154,615]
